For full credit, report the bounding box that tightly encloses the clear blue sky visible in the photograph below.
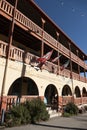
[34,0,87,54]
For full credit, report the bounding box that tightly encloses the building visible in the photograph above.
[0,0,87,115]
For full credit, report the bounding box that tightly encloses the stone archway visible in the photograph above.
[44,84,58,111]
[82,87,87,97]
[8,77,39,96]
[62,85,72,96]
[75,86,81,97]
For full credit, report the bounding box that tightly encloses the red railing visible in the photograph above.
[82,97,87,104]
[74,98,82,105]
[62,96,73,105]
[1,95,87,112]
[1,95,39,111]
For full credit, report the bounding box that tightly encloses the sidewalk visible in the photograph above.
[3,113,87,130]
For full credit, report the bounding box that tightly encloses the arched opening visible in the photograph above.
[44,84,58,111]
[62,85,72,96]
[75,86,81,97]
[82,87,87,97]
[8,77,39,96]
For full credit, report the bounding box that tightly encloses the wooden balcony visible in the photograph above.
[0,40,87,83]
[0,0,87,71]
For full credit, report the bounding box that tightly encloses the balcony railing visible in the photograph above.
[0,40,87,83]
[0,0,87,72]
[62,96,87,106]
[62,96,73,105]
[0,0,87,68]
[1,95,87,112]
[0,0,13,17]
[74,98,82,105]
[0,40,7,57]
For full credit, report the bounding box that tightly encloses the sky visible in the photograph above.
[34,0,87,54]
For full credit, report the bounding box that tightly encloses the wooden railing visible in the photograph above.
[74,98,82,105]
[1,95,39,111]
[58,42,70,57]
[0,0,13,17]
[82,97,87,104]
[62,96,73,105]
[62,97,87,106]
[0,0,87,70]
[0,40,87,83]
[0,40,8,57]
[15,9,43,37]
[1,95,87,112]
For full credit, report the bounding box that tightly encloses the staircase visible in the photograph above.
[46,107,62,118]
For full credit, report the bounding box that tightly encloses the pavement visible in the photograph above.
[2,113,87,130]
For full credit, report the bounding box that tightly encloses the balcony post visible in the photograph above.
[68,43,72,78]
[41,18,45,57]
[68,43,74,103]
[77,50,80,80]
[83,55,86,82]
[56,32,60,75]
[0,0,18,112]
[0,0,2,8]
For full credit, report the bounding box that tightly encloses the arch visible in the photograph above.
[74,86,81,97]
[82,87,87,97]
[62,85,72,96]
[8,77,39,96]
[44,84,58,111]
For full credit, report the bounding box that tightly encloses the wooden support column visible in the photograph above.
[56,32,60,75]
[0,0,2,8]
[83,55,86,82]
[69,43,72,79]
[68,43,74,103]
[41,18,45,57]
[0,0,18,111]
[77,50,80,80]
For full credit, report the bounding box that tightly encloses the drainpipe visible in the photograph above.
[0,0,18,111]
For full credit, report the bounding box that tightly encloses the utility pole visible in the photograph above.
[0,0,18,111]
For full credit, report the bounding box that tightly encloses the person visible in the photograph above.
[44,97,47,105]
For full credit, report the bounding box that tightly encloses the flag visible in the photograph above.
[34,62,44,71]
[52,55,61,63]
[61,60,70,71]
[37,50,53,63]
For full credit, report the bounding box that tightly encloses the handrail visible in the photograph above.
[0,0,13,16]
[15,9,43,37]
[0,40,8,56]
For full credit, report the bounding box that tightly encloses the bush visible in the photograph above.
[64,102,79,116]
[25,98,49,123]
[5,104,31,127]
[5,98,49,127]
[63,112,71,117]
